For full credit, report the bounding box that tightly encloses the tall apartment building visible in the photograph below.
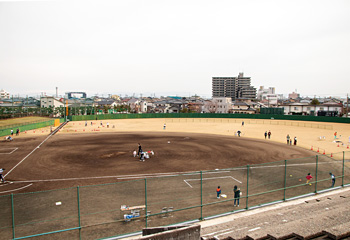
[212,73,256,101]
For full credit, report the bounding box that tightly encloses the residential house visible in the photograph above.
[281,101,343,116]
[203,97,232,113]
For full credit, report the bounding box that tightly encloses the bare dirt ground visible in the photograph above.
[0,118,349,239]
[1,117,339,193]
[1,130,314,193]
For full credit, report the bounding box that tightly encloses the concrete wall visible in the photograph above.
[140,225,200,240]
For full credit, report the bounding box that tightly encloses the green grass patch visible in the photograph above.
[0,116,52,129]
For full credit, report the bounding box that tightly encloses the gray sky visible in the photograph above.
[1,0,349,98]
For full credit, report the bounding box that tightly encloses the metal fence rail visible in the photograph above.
[0,151,349,240]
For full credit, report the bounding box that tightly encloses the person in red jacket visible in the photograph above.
[306,173,313,185]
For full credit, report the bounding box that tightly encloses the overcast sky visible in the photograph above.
[1,0,349,98]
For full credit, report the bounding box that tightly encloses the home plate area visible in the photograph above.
[0,147,18,154]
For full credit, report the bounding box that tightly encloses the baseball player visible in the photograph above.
[0,168,5,183]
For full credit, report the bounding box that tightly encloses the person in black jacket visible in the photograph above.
[233,185,241,207]
[137,143,142,156]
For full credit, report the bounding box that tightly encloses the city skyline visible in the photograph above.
[1,0,349,98]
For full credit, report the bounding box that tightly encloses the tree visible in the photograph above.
[311,99,320,105]
[103,105,109,114]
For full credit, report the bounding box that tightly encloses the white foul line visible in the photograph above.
[0,184,33,194]
[5,130,57,178]
[184,176,242,188]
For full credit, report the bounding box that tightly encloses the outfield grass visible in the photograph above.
[0,116,52,129]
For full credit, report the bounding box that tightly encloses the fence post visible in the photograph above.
[315,155,318,193]
[145,178,148,228]
[77,186,81,240]
[200,171,203,220]
[11,193,15,239]
[284,160,287,201]
[342,151,345,187]
[246,165,249,210]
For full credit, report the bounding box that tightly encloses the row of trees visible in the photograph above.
[0,104,131,119]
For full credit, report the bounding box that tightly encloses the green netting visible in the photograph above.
[79,179,145,237]
[247,161,285,208]
[1,151,349,240]
[146,172,201,227]
[13,188,78,239]
[69,113,350,124]
[317,154,343,191]
[285,156,316,199]
[0,195,13,239]
[344,151,350,186]
[201,168,247,217]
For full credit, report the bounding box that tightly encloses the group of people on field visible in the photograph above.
[216,185,241,207]
[4,128,20,142]
[286,134,297,145]
[305,172,335,187]
[214,171,336,208]
[133,143,154,162]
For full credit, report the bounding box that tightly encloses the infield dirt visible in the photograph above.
[1,118,350,193]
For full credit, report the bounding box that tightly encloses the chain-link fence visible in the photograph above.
[0,151,349,239]
[69,113,350,124]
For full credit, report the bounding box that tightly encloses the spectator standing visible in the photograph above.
[16,128,19,136]
[264,131,267,139]
[330,172,335,187]
[294,136,297,145]
[286,134,290,144]
[268,131,271,139]
[233,185,241,207]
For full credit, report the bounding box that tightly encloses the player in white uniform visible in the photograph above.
[0,168,5,183]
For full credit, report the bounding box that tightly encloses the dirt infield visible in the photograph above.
[1,131,315,193]
[1,117,350,193]
[0,118,349,239]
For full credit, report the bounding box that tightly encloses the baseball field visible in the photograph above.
[0,118,349,239]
